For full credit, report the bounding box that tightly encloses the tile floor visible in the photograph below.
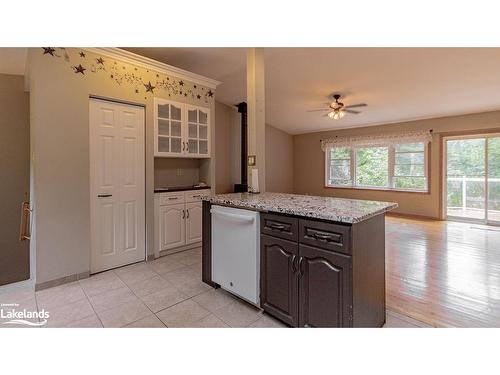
[0,247,430,328]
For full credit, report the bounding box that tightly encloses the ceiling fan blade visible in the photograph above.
[321,113,330,117]
[344,109,361,114]
[343,103,367,109]
[307,108,330,112]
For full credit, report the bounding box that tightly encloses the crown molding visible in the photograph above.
[84,48,222,89]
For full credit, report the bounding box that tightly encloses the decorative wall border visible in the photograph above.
[86,48,221,89]
[40,47,221,103]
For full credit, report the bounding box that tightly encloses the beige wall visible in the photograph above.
[266,125,294,193]
[294,110,500,218]
[0,74,30,285]
[214,101,240,193]
[27,48,215,285]
[213,102,295,195]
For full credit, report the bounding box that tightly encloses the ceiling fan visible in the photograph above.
[308,94,367,120]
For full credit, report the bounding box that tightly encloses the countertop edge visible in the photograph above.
[202,196,398,224]
[154,186,211,193]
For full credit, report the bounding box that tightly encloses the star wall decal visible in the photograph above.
[96,57,105,65]
[144,81,155,93]
[79,51,86,58]
[179,80,184,86]
[42,47,56,56]
[73,64,86,75]
[197,94,201,99]
[208,90,214,97]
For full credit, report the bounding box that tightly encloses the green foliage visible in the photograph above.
[356,147,388,187]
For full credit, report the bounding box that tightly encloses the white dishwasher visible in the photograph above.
[211,205,260,305]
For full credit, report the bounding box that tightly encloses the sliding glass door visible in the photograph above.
[444,134,500,225]
[488,137,500,223]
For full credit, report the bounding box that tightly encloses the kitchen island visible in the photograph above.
[202,192,397,328]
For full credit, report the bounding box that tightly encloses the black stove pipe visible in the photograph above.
[234,102,248,193]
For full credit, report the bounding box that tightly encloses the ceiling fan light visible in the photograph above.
[328,111,335,118]
[338,110,345,119]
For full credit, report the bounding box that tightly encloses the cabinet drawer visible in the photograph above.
[159,192,185,205]
[185,189,211,203]
[299,219,351,255]
[261,213,298,242]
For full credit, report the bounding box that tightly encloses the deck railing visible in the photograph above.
[447,176,500,213]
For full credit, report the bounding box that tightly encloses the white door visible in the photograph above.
[185,202,203,244]
[89,99,145,273]
[159,203,186,250]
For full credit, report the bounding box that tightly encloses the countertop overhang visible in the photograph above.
[202,192,398,224]
[154,186,211,193]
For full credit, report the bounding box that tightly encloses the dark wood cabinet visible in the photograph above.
[258,212,385,328]
[298,244,352,328]
[260,234,299,327]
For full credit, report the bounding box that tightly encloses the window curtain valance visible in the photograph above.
[320,130,432,151]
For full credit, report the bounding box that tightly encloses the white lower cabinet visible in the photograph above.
[159,203,186,250]
[155,189,210,254]
[185,202,203,244]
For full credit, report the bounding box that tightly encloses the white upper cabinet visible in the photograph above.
[154,98,210,158]
[186,105,210,157]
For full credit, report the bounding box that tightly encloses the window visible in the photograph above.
[393,142,426,190]
[325,142,428,192]
[355,147,389,187]
[327,147,352,186]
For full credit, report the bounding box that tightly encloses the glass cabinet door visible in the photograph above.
[186,106,210,157]
[156,100,184,155]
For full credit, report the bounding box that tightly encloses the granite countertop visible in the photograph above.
[154,185,211,193]
[203,192,398,224]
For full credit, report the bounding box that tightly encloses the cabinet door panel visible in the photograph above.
[298,245,352,328]
[154,99,185,157]
[186,202,203,244]
[260,235,298,327]
[185,105,210,157]
[159,203,185,250]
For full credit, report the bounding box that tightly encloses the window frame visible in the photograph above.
[324,142,429,193]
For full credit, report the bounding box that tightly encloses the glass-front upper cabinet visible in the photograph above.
[154,98,211,158]
[186,105,210,157]
[155,99,184,156]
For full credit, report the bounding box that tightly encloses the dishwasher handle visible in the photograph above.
[210,209,255,224]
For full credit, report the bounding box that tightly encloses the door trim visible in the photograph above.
[89,97,147,273]
[89,95,146,108]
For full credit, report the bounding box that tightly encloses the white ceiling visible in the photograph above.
[4,47,499,135]
[0,48,27,75]
[126,47,500,134]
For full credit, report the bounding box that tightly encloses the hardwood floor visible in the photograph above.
[385,216,500,327]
